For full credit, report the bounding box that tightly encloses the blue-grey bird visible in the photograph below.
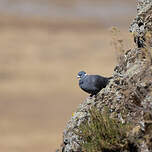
[77,71,112,96]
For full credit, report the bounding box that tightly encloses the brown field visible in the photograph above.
[0,23,134,152]
[0,1,135,152]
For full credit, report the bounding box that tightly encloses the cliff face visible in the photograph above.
[59,1,152,152]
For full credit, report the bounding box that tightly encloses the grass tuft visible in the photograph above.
[75,107,130,152]
[110,26,125,64]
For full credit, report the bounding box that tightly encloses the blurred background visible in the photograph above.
[0,0,136,152]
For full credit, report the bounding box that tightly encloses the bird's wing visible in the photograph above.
[79,75,109,95]
[91,75,109,89]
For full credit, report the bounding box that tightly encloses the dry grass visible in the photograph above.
[75,108,130,152]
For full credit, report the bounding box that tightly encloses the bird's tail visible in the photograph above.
[108,76,113,80]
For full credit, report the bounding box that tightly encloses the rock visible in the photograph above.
[130,0,152,47]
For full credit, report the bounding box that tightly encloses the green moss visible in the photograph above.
[75,107,130,152]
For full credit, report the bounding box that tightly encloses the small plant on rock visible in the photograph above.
[75,107,130,152]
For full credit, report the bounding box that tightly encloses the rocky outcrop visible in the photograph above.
[58,1,152,151]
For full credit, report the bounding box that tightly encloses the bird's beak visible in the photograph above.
[77,75,80,79]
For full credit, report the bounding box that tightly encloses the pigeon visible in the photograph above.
[77,71,112,96]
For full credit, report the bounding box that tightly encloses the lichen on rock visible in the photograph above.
[58,1,152,152]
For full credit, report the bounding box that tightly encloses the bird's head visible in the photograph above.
[77,71,87,79]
